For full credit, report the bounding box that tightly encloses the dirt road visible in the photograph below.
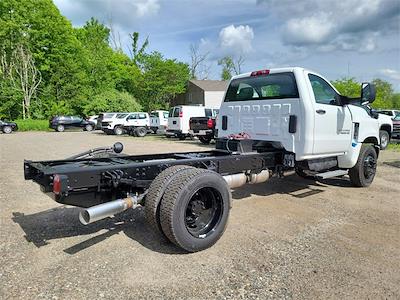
[1,131,399,299]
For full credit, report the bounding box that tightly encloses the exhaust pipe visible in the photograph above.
[79,196,137,225]
[223,170,270,188]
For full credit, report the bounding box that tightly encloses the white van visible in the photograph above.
[166,105,210,140]
[150,110,169,133]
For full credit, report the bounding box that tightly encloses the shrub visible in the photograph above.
[14,119,50,131]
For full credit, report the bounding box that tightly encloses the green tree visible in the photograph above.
[371,78,394,109]
[84,90,141,115]
[332,78,361,98]
[136,52,190,111]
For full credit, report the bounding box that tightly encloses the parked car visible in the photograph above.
[166,105,213,140]
[375,112,393,150]
[123,112,150,137]
[88,115,98,125]
[96,112,119,130]
[101,113,130,135]
[378,109,400,140]
[0,119,18,134]
[378,109,400,119]
[49,116,95,132]
[150,110,169,133]
[189,108,219,144]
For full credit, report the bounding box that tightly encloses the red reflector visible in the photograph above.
[179,111,183,117]
[53,174,61,195]
[207,118,215,129]
[251,69,270,76]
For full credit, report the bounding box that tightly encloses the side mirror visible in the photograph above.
[361,82,376,105]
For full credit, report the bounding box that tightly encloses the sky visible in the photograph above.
[54,0,400,90]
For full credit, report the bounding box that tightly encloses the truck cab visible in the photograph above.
[217,67,380,186]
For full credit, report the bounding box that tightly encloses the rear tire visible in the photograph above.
[56,124,65,132]
[349,144,377,187]
[134,127,147,137]
[145,165,196,236]
[379,130,389,150]
[85,124,93,132]
[160,168,231,252]
[2,126,12,134]
[178,135,187,140]
[199,136,212,144]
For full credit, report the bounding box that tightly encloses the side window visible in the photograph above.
[163,112,169,118]
[173,108,180,117]
[205,109,212,117]
[138,113,147,119]
[308,74,337,105]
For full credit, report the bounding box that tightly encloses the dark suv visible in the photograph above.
[0,120,18,134]
[49,116,95,132]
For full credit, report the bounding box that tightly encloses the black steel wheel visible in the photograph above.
[145,165,195,236]
[160,168,231,252]
[349,144,377,187]
[198,136,212,144]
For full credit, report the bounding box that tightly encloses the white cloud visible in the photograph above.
[283,14,334,45]
[134,0,160,17]
[219,25,254,55]
[257,0,399,52]
[379,69,400,81]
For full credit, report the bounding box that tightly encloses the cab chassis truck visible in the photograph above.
[24,68,381,252]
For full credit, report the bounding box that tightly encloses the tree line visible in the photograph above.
[0,0,398,121]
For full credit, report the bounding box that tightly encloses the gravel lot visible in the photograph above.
[1,131,400,299]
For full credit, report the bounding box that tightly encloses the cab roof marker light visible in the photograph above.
[251,69,270,76]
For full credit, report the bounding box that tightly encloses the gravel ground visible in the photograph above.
[1,131,400,299]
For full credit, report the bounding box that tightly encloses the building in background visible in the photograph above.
[172,80,229,108]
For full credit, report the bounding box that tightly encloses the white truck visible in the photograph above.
[102,112,150,136]
[24,67,382,253]
[150,110,169,133]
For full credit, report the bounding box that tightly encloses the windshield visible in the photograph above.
[225,72,299,102]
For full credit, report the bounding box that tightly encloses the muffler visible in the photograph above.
[79,196,137,225]
[223,169,270,188]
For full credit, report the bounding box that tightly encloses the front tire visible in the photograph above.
[114,126,123,135]
[56,124,65,132]
[160,168,231,252]
[178,134,187,140]
[349,144,377,187]
[2,126,12,134]
[379,130,389,150]
[85,124,93,132]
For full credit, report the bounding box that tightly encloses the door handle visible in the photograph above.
[316,109,326,114]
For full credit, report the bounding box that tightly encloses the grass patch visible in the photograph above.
[14,119,50,131]
[388,142,400,151]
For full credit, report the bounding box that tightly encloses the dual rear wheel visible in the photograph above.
[145,166,231,252]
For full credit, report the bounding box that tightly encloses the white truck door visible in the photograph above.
[307,74,352,155]
[125,114,139,126]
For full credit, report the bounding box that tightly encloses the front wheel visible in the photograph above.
[379,130,389,150]
[85,124,93,132]
[2,126,12,134]
[159,168,231,252]
[114,126,123,135]
[349,144,377,187]
[56,124,65,132]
